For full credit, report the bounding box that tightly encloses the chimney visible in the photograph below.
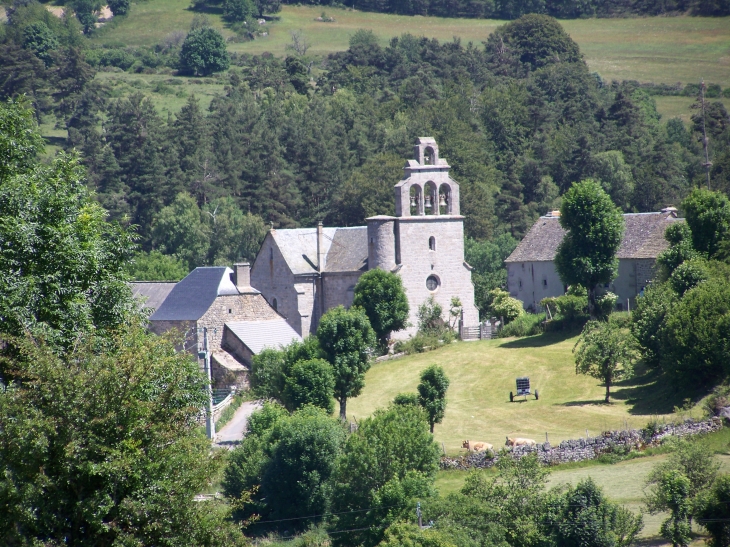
[233,263,251,291]
[317,222,325,273]
[661,206,678,218]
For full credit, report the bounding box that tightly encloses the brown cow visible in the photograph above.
[462,440,493,452]
[505,436,537,447]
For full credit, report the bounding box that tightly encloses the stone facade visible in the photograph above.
[250,138,480,339]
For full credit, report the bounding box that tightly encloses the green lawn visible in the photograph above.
[654,95,730,123]
[348,332,698,456]
[93,4,730,87]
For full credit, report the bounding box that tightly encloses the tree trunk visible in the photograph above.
[605,378,611,403]
[430,422,434,434]
[339,397,347,421]
[589,285,597,318]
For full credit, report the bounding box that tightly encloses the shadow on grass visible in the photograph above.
[557,399,610,407]
[608,364,709,416]
[43,136,66,147]
[499,329,579,349]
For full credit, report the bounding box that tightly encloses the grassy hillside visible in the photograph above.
[347,332,698,455]
[92,4,730,87]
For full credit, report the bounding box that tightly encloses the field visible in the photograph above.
[347,332,700,455]
[92,4,730,88]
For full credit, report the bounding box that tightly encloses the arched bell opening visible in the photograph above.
[438,183,452,215]
[424,146,435,165]
[409,184,423,216]
[424,181,437,216]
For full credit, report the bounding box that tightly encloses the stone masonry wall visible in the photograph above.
[440,417,723,470]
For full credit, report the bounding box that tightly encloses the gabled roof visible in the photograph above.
[150,267,238,321]
[505,212,681,263]
[268,226,367,275]
[225,319,303,354]
[131,282,177,313]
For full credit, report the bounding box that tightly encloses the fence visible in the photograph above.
[460,321,500,341]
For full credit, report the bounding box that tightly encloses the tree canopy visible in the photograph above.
[353,268,410,347]
[179,27,230,76]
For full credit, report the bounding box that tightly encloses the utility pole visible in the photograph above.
[699,79,713,189]
[201,327,215,440]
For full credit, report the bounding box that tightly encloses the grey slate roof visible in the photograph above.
[271,226,367,275]
[225,319,302,354]
[131,282,176,313]
[505,212,681,263]
[150,267,238,321]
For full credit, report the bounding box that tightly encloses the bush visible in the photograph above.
[417,296,446,334]
[669,258,709,295]
[595,291,617,320]
[498,312,544,338]
[541,293,588,327]
[489,288,524,323]
[107,0,130,16]
[393,330,456,355]
[630,282,676,368]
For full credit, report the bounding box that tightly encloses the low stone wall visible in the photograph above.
[440,417,723,470]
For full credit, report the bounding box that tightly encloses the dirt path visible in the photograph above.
[214,400,261,448]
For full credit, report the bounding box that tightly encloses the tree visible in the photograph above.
[630,281,677,368]
[489,288,524,323]
[254,0,281,16]
[261,406,345,527]
[127,250,189,281]
[69,0,103,33]
[682,188,730,258]
[696,474,730,547]
[552,478,643,547]
[22,21,58,66]
[223,0,255,22]
[353,269,409,348]
[587,150,635,211]
[0,327,243,546]
[417,365,450,433]
[330,404,440,547]
[378,522,458,547]
[204,198,267,265]
[179,27,230,76]
[554,179,625,315]
[283,358,336,413]
[648,470,692,547]
[0,98,44,182]
[151,192,210,270]
[107,0,131,16]
[465,234,519,318]
[317,306,376,420]
[574,320,638,403]
[417,296,445,333]
[657,222,698,280]
[250,337,322,401]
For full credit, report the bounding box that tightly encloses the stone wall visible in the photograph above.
[323,272,361,311]
[440,418,723,470]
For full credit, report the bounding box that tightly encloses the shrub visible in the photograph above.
[630,282,676,368]
[489,288,524,323]
[595,291,617,320]
[417,296,446,333]
[498,312,544,338]
[541,293,588,327]
[393,329,456,355]
[669,258,709,295]
[282,358,335,413]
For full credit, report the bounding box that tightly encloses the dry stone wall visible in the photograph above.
[440,417,722,470]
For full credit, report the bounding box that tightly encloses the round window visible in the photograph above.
[426,275,439,291]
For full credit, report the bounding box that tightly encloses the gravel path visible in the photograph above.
[214,400,262,448]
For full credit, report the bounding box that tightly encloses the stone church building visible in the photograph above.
[250,138,480,339]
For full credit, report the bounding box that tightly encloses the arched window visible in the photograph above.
[272,298,278,311]
[409,184,423,216]
[429,236,436,251]
[424,181,437,215]
[424,147,435,165]
[438,183,451,215]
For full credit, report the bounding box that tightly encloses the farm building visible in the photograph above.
[249,137,480,338]
[505,208,681,311]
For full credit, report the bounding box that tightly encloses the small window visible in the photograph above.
[542,279,548,287]
[429,236,436,251]
[518,279,523,290]
[228,309,232,314]
[426,275,439,291]
[272,298,278,311]
[269,247,274,260]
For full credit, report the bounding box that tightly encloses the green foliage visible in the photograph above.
[250,336,322,401]
[554,180,624,314]
[317,306,376,420]
[696,474,730,547]
[499,312,545,338]
[541,292,588,328]
[647,438,721,503]
[682,188,730,258]
[0,327,243,546]
[417,296,446,334]
[353,269,409,347]
[574,320,638,403]
[151,192,210,270]
[0,98,44,183]
[330,404,440,547]
[205,197,267,264]
[489,288,525,324]
[283,358,336,413]
[127,250,189,281]
[465,234,519,318]
[393,392,419,406]
[179,27,230,76]
[649,470,692,547]
[551,478,643,547]
[22,21,58,66]
[378,522,458,547]
[595,291,618,320]
[261,406,346,526]
[417,365,450,433]
[70,0,103,33]
[393,329,457,356]
[587,150,635,212]
[108,0,131,16]
[657,222,698,280]
[669,258,709,295]
[630,281,677,368]
[224,0,255,22]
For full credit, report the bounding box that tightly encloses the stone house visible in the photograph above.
[505,209,681,311]
[250,137,480,338]
[148,264,301,387]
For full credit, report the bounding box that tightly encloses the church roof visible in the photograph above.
[270,226,367,275]
[505,212,681,263]
[131,282,177,313]
[150,267,238,321]
[225,319,302,354]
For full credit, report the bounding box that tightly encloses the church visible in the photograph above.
[249,137,480,339]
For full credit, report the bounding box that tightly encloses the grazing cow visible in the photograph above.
[462,440,493,452]
[505,436,537,448]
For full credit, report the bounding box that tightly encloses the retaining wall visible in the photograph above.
[440,417,722,470]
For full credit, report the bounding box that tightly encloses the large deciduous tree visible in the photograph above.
[417,365,450,433]
[353,268,409,349]
[317,305,376,420]
[574,320,638,403]
[682,188,730,258]
[179,27,230,76]
[554,179,624,315]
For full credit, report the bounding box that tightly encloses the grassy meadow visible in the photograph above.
[347,332,698,455]
[92,4,730,87]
